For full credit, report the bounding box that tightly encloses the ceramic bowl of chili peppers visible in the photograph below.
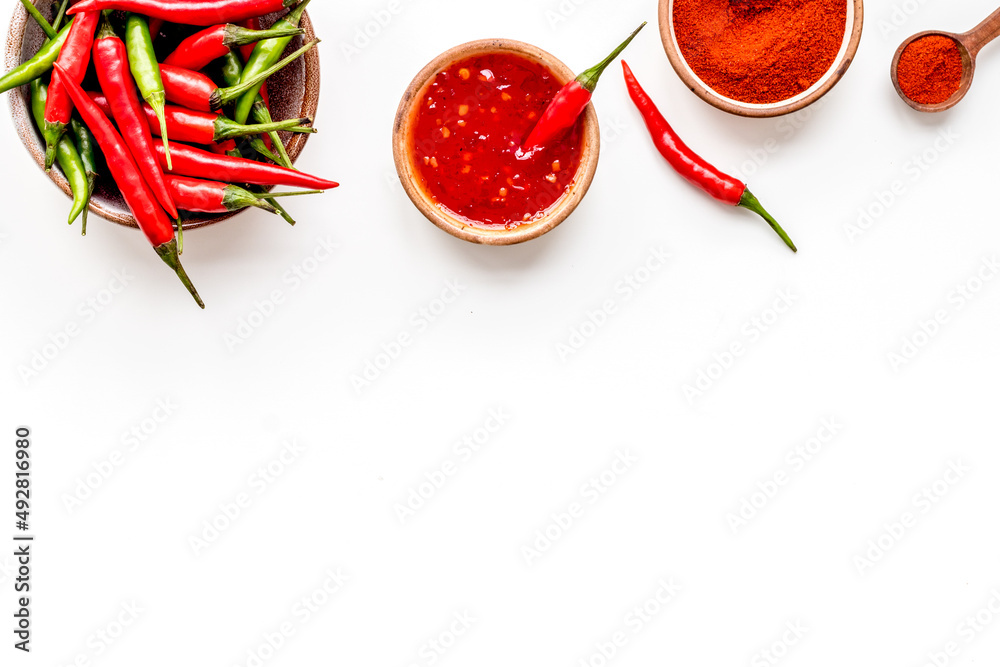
[4,0,322,231]
[393,39,602,246]
[658,0,865,118]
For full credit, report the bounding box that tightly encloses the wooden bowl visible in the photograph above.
[658,0,864,118]
[4,3,320,230]
[392,39,600,246]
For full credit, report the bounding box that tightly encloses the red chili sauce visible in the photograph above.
[410,52,585,229]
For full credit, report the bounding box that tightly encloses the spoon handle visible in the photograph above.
[962,6,1000,57]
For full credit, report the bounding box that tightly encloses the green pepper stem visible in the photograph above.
[214,116,315,141]
[286,0,312,27]
[95,10,116,40]
[154,239,203,308]
[738,189,797,253]
[247,135,284,164]
[224,184,278,214]
[254,190,323,198]
[252,99,295,169]
[19,0,56,39]
[212,39,320,110]
[225,24,304,47]
[43,120,65,171]
[269,198,297,226]
[577,22,646,93]
[248,184,297,225]
[52,0,70,31]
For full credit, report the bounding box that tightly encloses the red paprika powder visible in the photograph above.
[672,0,847,104]
[896,35,964,105]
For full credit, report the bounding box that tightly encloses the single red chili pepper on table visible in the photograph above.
[68,0,299,26]
[522,22,645,152]
[153,141,338,190]
[92,13,178,219]
[621,61,797,253]
[52,64,204,307]
[164,175,320,214]
[42,9,100,170]
[87,91,315,144]
[162,22,304,71]
[158,38,318,112]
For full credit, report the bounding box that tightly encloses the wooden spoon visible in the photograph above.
[891,7,1000,112]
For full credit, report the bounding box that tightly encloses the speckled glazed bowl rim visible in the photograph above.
[392,39,601,246]
[4,4,320,230]
[659,0,865,118]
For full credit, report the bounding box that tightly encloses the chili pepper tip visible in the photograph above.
[739,189,797,253]
[149,97,173,170]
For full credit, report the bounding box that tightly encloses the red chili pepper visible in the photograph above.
[162,22,304,71]
[153,141,338,190]
[68,0,297,26]
[209,139,238,154]
[522,22,645,152]
[165,175,280,214]
[147,17,164,41]
[88,91,314,144]
[92,16,178,219]
[158,38,317,112]
[621,61,797,252]
[52,64,204,307]
[42,9,100,170]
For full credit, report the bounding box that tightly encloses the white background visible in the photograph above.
[3,0,1000,665]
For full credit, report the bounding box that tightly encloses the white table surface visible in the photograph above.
[3,0,1000,664]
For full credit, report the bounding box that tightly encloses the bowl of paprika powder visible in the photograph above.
[659,0,864,117]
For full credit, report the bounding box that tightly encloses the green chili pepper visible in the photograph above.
[124,13,171,168]
[52,0,70,31]
[19,0,56,39]
[233,0,310,125]
[31,78,88,227]
[220,50,292,168]
[70,117,99,234]
[219,50,296,224]
[0,19,72,94]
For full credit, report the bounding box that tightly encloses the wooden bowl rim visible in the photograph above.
[4,4,320,230]
[392,38,601,246]
[658,0,865,118]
